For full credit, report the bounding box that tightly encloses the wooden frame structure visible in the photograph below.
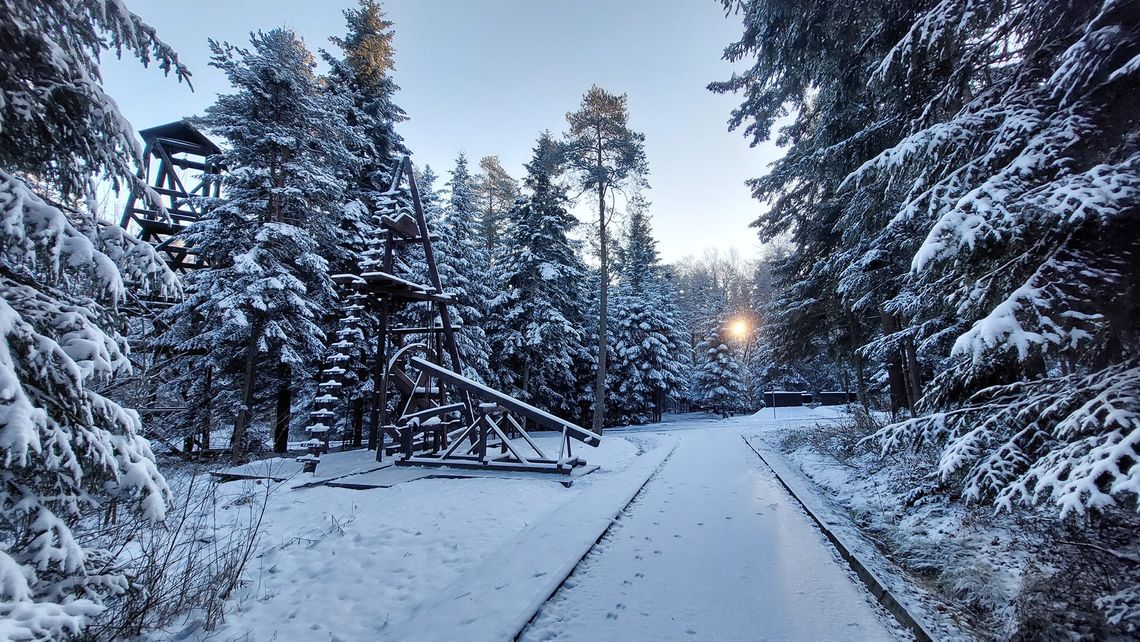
[120,120,222,272]
[117,122,223,456]
[306,156,600,475]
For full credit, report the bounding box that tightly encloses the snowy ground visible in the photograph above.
[171,431,668,641]
[746,407,1029,639]
[168,410,914,641]
[522,410,901,641]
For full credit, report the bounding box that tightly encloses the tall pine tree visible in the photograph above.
[474,156,519,255]
[563,86,648,433]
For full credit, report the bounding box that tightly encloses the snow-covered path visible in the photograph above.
[522,414,897,641]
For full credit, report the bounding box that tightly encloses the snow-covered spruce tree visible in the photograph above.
[487,133,591,418]
[710,0,927,415]
[0,2,187,636]
[325,0,408,197]
[607,193,689,424]
[715,0,1140,514]
[0,0,189,199]
[690,327,749,415]
[315,0,410,441]
[162,29,352,460]
[322,0,409,269]
[435,153,495,383]
[843,0,1140,519]
[0,176,178,639]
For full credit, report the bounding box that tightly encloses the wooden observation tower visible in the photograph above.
[304,156,600,474]
[119,120,222,272]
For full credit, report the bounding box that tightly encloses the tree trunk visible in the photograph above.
[592,182,608,435]
[902,336,923,411]
[200,365,213,451]
[231,323,264,462]
[351,398,364,448]
[880,312,912,417]
[273,364,291,454]
[847,313,868,407]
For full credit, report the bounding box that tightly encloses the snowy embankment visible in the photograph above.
[166,432,674,641]
[744,406,1010,640]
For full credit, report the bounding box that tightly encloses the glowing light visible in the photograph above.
[729,319,748,338]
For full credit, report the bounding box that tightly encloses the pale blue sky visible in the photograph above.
[103,0,782,262]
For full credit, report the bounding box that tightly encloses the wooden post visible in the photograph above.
[369,296,389,455]
[477,414,489,463]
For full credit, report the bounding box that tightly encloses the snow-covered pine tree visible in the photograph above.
[162,29,353,459]
[487,133,591,417]
[325,0,407,189]
[435,153,495,382]
[718,0,1140,630]
[0,2,185,635]
[474,155,520,254]
[690,327,749,416]
[607,193,689,424]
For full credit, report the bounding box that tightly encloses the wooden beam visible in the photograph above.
[409,357,601,447]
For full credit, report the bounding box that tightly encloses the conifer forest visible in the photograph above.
[0,1,1137,640]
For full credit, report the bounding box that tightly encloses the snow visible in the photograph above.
[523,412,896,641]
[196,433,654,640]
[748,410,1031,639]
[168,413,912,640]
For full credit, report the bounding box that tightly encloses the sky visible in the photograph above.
[102,0,784,263]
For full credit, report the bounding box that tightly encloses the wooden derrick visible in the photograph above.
[306,156,600,475]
